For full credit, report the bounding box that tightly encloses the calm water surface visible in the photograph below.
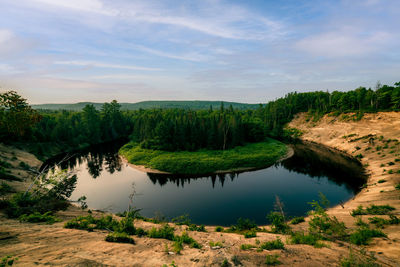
[43,141,365,225]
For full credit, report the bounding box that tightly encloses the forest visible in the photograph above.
[0,81,399,156]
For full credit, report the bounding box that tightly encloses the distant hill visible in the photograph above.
[32,101,262,111]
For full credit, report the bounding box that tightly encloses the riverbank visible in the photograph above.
[288,111,400,262]
[119,139,288,175]
[1,112,400,266]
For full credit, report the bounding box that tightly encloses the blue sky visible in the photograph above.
[0,0,399,104]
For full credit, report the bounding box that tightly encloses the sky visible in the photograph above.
[0,0,399,104]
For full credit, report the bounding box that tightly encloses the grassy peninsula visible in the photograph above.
[119,138,287,175]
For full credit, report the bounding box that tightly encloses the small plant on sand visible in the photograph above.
[148,224,175,240]
[1,255,18,267]
[349,227,386,245]
[351,205,395,216]
[260,238,285,250]
[19,211,61,224]
[339,248,379,267]
[243,230,257,238]
[240,244,256,250]
[221,258,230,267]
[231,255,242,266]
[377,179,386,183]
[265,254,281,266]
[395,184,400,190]
[215,226,224,232]
[290,231,325,248]
[105,232,135,244]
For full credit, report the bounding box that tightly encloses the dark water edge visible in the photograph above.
[42,140,366,226]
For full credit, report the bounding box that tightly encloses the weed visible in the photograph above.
[267,212,290,234]
[260,238,285,250]
[265,254,281,266]
[105,232,135,244]
[244,230,257,238]
[349,228,386,245]
[351,205,395,216]
[19,211,61,224]
[231,255,242,266]
[221,258,230,267]
[290,231,325,248]
[148,224,175,240]
[1,255,18,267]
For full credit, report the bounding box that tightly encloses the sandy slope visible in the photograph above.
[1,111,400,266]
[289,112,400,263]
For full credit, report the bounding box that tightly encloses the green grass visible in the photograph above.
[290,216,305,225]
[19,211,61,224]
[105,232,135,244]
[349,228,386,245]
[260,238,285,250]
[240,244,256,250]
[351,205,396,216]
[265,254,282,266]
[119,139,287,174]
[290,231,326,248]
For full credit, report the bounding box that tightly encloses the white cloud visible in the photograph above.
[54,60,162,71]
[132,45,209,62]
[295,31,392,57]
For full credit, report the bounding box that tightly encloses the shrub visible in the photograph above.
[148,224,175,240]
[339,248,380,267]
[377,179,386,183]
[260,238,285,250]
[290,231,325,248]
[188,224,206,232]
[173,240,183,254]
[231,255,241,266]
[175,231,201,248]
[105,232,135,244]
[265,254,281,266]
[229,218,257,232]
[19,211,60,224]
[290,216,305,224]
[215,226,224,232]
[118,217,136,235]
[244,230,257,238]
[349,228,386,245]
[308,213,347,240]
[209,241,223,247]
[368,215,399,228]
[267,212,290,234]
[351,205,395,216]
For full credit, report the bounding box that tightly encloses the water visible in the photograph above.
[42,140,366,226]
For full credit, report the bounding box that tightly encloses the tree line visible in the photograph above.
[1,81,399,153]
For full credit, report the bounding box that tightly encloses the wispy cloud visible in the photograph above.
[54,60,162,71]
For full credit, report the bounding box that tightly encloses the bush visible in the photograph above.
[351,205,395,216]
[267,212,290,234]
[290,216,305,225]
[290,231,325,248]
[229,218,257,232]
[308,213,347,240]
[215,226,224,232]
[244,230,257,238]
[148,224,175,240]
[19,211,60,224]
[260,238,285,250]
[175,231,201,249]
[105,232,135,244]
[265,254,281,266]
[349,228,386,245]
[188,224,206,232]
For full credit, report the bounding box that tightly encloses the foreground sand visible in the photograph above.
[1,112,400,266]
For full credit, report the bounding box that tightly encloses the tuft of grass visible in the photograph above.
[290,231,325,248]
[351,205,395,216]
[148,224,175,240]
[260,238,285,250]
[243,230,257,238]
[349,228,386,245]
[19,211,61,224]
[265,254,281,266]
[105,232,135,244]
[290,216,305,225]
